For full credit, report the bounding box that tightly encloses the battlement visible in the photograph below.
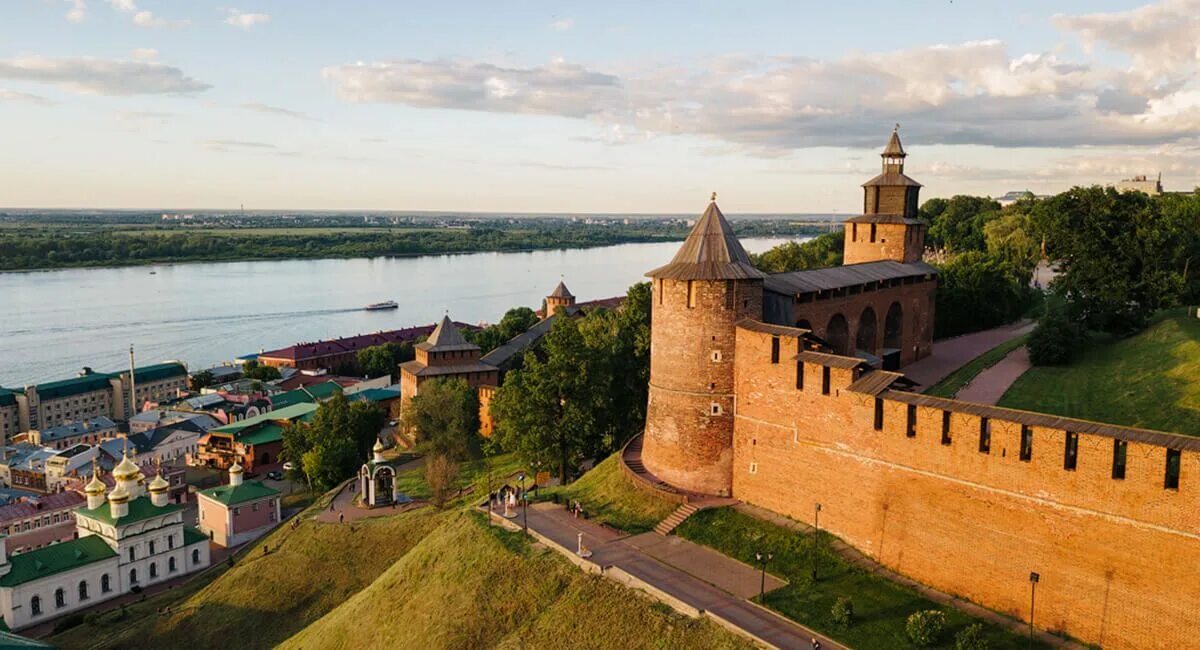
[730,323,1200,647]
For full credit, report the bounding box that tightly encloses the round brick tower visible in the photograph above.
[641,196,765,496]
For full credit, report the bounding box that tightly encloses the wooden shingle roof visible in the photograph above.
[646,201,766,281]
[764,260,937,296]
[415,315,479,353]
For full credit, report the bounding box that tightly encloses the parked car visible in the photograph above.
[266,470,283,481]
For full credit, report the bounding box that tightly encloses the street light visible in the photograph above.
[1028,571,1039,649]
[755,551,773,601]
[518,472,528,536]
[811,503,822,580]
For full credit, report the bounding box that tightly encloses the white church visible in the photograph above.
[0,453,211,630]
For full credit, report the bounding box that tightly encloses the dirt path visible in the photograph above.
[904,320,1035,390]
[954,345,1032,404]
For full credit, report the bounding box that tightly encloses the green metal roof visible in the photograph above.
[0,388,15,408]
[0,536,116,587]
[129,362,187,383]
[182,526,207,546]
[199,480,279,506]
[305,381,344,400]
[269,388,315,409]
[349,387,400,403]
[237,423,285,446]
[210,402,318,435]
[34,373,113,401]
[0,629,54,647]
[75,496,183,528]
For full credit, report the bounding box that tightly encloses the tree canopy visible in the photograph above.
[466,307,540,354]
[751,231,844,273]
[399,378,480,461]
[282,391,386,491]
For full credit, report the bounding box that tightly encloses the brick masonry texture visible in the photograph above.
[730,326,1200,649]
[843,221,924,265]
[784,278,935,365]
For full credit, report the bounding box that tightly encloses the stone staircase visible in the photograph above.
[654,502,700,536]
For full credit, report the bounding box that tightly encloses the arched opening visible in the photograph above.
[825,314,850,356]
[884,302,903,351]
[79,580,89,601]
[795,319,812,331]
[101,574,111,593]
[150,562,158,579]
[30,595,41,616]
[855,307,878,356]
[192,549,200,565]
[130,568,138,585]
[259,452,271,466]
[54,588,65,609]
[374,467,395,506]
[169,557,177,573]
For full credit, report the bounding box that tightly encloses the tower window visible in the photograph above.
[770,337,780,364]
[870,223,877,243]
[873,398,884,431]
[821,367,831,395]
[941,411,952,445]
[710,350,722,363]
[795,361,805,390]
[1019,425,1033,462]
[1165,449,1181,490]
[979,418,991,453]
[906,404,916,438]
[710,403,722,416]
[725,280,735,310]
[851,223,858,242]
[687,281,696,309]
[1064,432,1078,471]
[657,279,663,305]
[1112,440,1127,480]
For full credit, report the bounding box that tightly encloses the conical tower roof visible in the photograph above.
[548,280,574,299]
[646,199,766,280]
[882,126,906,157]
[416,315,479,352]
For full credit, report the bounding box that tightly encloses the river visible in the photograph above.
[0,237,802,386]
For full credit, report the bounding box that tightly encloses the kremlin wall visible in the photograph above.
[638,130,1200,649]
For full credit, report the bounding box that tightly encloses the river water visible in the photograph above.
[0,237,801,386]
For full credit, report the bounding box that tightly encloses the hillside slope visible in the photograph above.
[283,512,752,650]
[51,507,446,649]
[1000,312,1200,435]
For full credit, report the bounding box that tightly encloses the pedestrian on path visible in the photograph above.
[811,637,821,650]
[338,512,345,524]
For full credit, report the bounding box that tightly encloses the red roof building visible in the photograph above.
[258,322,478,372]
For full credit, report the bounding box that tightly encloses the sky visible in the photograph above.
[3,0,1200,213]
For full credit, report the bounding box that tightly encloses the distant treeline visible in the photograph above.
[0,220,821,271]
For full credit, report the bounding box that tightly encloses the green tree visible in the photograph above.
[242,359,282,382]
[467,307,540,353]
[1027,294,1083,366]
[400,378,479,461]
[188,370,214,392]
[281,391,384,491]
[935,252,1033,338]
[751,231,844,274]
[356,344,396,379]
[923,195,1002,252]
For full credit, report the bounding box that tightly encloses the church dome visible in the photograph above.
[84,472,106,496]
[148,474,170,493]
[229,462,244,475]
[107,485,131,504]
[373,439,384,453]
[113,453,141,481]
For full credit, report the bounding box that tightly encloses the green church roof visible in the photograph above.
[182,526,208,546]
[76,496,183,527]
[0,536,116,587]
[199,480,279,506]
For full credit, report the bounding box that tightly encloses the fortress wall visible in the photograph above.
[785,279,935,365]
[844,221,913,265]
[730,326,1200,648]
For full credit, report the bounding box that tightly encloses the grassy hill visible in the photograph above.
[283,512,751,649]
[543,453,677,534]
[1000,311,1200,436]
[50,506,447,649]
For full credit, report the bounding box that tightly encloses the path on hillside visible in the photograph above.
[505,502,839,650]
[904,320,1035,390]
[953,346,1032,404]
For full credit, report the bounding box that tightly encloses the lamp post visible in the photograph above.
[811,503,822,580]
[755,551,773,602]
[518,472,528,536]
[1028,571,1039,649]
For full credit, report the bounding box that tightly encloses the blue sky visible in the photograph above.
[2,1,1198,212]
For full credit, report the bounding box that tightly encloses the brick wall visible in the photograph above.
[642,277,762,495]
[843,222,925,265]
[730,326,1200,648]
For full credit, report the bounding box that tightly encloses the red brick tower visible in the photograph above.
[544,279,576,317]
[843,126,926,265]
[641,196,765,496]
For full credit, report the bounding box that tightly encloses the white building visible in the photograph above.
[0,455,210,630]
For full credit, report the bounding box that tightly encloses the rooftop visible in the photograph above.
[548,280,574,298]
[415,316,479,353]
[209,402,317,436]
[39,416,118,442]
[75,495,182,527]
[764,260,937,296]
[646,200,766,281]
[0,388,15,408]
[0,491,86,523]
[0,535,116,587]
[258,322,477,363]
[198,480,279,506]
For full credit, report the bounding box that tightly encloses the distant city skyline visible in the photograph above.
[2,0,1199,212]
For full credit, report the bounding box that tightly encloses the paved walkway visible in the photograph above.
[904,319,1035,390]
[504,502,840,650]
[315,478,427,524]
[954,345,1031,404]
[734,503,1082,649]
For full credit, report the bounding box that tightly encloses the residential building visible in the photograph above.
[28,417,118,450]
[0,446,58,493]
[197,402,317,471]
[1116,173,1163,195]
[11,363,187,432]
[0,456,210,630]
[43,445,98,492]
[197,464,280,547]
[258,322,479,372]
[0,491,87,554]
[0,389,17,444]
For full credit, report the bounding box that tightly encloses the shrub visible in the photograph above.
[954,623,990,650]
[906,609,947,647]
[1028,301,1082,365]
[53,613,85,632]
[830,595,854,627]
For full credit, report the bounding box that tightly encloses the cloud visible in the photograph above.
[130,48,158,60]
[550,17,574,32]
[0,89,55,106]
[203,139,278,150]
[118,110,174,121]
[107,0,189,28]
[223,9,270,30]
[65,0,86,23]
[239,102,317,120]
[1053,0,1200,84]
[0,56,210,96]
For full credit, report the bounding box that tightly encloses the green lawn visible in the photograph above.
[999,311,1200,436]
[539,453,678,534]
[391,452,528,502]
[677,508,1046,650]
[926,334,1030,398]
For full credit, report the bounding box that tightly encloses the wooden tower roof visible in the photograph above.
[646,198,766,281]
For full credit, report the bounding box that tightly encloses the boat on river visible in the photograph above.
[364,300,398,311]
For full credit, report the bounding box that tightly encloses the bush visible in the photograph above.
[1028,301,1082,365]
[954,623,990,650]
[830,595,854,627]
[906,609,947,647]
[53,613,85,632]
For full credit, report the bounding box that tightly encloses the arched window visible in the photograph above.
[54,587,66,608]
[149,562,158,579]
[129,568,138,584]
[169,557,177,573]
[167,534,174,550]
[149,540,156,554]
[78,580,89,601]
[101,574,111,593]
[30,595,41,616]
[192,549,200,565]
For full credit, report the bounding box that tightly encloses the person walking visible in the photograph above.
[811,637,821,650]
[338,512,345,524]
